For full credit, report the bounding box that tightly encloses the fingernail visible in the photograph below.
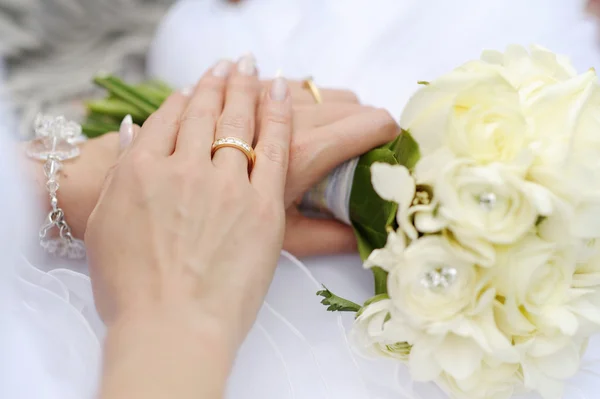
[237,53,256,75]
[181,86,193,96]
[212,59,233,77]
[119,115,133,151]
[270,77,288,101]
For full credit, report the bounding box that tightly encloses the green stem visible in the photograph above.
[82,122,120,138]
[372,267,388,295]
[86,98,148,122]
[93,75,159,116]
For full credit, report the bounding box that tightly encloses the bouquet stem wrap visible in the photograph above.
[299,157,359,226]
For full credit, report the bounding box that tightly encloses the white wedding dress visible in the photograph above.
[4,0,600,398]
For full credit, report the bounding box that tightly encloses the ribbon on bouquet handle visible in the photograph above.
[299,157,359,226]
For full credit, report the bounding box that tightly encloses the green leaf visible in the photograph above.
[316,286,361,313]
[348,129,421,296]
[386,130,420,170]
[417,80,430,85]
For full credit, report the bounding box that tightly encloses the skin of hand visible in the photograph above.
[30,78,398,257]
[588,0,600,16]
[91,56,292,399]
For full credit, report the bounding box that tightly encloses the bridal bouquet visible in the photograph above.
[331,45,600,399]
[86,45,600,399]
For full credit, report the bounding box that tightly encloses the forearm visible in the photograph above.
[100,305,234,399]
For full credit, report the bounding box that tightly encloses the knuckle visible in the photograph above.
[218,114,253,133]
[127,150,153,171]
[339,89,359,103]
[197,75,226,92]
[371,108,400,139]
[263,107,292,126]
[180,107,219,125]
[258,140,288,169]
[229,79,258,96]
[143,112,180,132]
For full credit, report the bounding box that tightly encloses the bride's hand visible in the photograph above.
[90,59,291,399]
[87,56,291,336]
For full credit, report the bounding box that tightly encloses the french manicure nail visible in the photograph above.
[270,77,288,101]
[119,114,133,151]
[212,59,233,77]
[237,53,256,75]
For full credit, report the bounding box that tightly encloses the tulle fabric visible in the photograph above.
[3,0,600,398]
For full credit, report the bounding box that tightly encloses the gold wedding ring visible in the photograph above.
[302,77,323,104]
[211,137,256,173]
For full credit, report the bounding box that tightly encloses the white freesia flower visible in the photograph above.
[350,298,415,361]
[364,230,406,271]
[408,323,516,384]
[370,163,418,239]
[440,357,520,399]
[433,157,552,252]
[517,336,584,399]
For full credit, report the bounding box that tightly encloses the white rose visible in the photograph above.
[439,357,520,399]
[494,234,578,336]
[525,69,600,238]
[349,298,415,361]
[385,235,518,361]
[401,56,533,165]
[386,235,483,326]
[433,156,552,252]
[574,238,600,288]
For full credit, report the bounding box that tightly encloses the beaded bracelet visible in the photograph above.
[25,115,86,259]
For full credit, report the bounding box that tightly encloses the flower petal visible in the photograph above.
[434,334,483,380]
[408,339,442,381]
[370,163,415,206]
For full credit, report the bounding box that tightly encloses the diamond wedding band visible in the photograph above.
[211,137,256,173]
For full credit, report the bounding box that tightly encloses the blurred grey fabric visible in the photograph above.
[0,0,176,137]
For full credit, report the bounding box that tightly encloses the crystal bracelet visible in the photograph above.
[25,115,86,259]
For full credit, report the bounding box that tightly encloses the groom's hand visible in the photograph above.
[278,104,399,257]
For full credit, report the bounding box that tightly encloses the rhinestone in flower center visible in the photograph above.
[420,266,458,291]
[478,192,497,211]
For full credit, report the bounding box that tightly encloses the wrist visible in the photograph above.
[102,303,234,399]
